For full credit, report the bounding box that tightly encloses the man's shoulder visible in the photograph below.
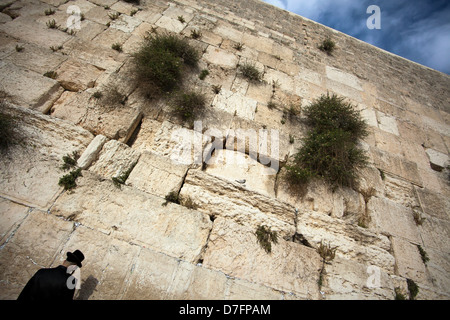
[35,266,68,277]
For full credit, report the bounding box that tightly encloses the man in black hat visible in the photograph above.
[17,250,85,301]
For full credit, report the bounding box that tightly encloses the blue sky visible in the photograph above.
[262,0,450,75]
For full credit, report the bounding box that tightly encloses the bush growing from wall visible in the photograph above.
[286,93,368,188]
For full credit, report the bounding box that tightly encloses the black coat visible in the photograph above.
[17,265,75,301]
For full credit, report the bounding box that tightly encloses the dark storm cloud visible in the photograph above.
[262,0,450,74]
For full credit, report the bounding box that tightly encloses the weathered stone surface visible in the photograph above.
[126,151,188,198]
[202,217,322,299]
[0,62,63,113]
[391,237,431,285]
[418,215,450,250]
[205,149,277,197]
[425,148,449,171]
[322,257,394,300]
[89,139,140,179]
[180,170,296,237]
[0,15,71,48]
[0,198,29,246]
[55,224,140,300]
[77,134,108,169]
[296,210,395,272]
[0,210,74,299]
[367,197,421,243]
[50,89,143,141]
[414,187,450,220]
[51,172,212,263]
[139,120,208,166]
[371,147,423,187]
[109,14,141,33]
[212,88,258,120]
[0,103,93,210]
[203,46,238,69]
[55,58,103,92]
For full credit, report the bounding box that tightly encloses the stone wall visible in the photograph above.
[0,0,449,300]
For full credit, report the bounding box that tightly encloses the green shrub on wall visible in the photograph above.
[286,93,368,188]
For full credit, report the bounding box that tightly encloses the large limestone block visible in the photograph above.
[414,187,450,220]
[142,120,209,166]
[180,170,296,237]
[62,38,125,72]
[0,15,71,48]
[89,139,141,179]
[391,237,431,286]
[54,225,140,300]
[205,149,277,197]
[0,198,29,246]
[109,13,141,33]
[367,197,421,244]
[325,66,362,91]
[296,210,395,272]
[0,210,75,299]
[424,247,450,295]
[202,218,322,299]
[122,246,181,299]
[322,257,394,300]
[371,147,423,187]
[376,111,399,136]
[155,15,186,33]
[76,134,108,169]
[0,103,93,210]
[212,88,258,120]
[126,151,188,198]
[203,46,238,69]
[55,58,103,92]
[0,62,63,113]
[51,172,212,263]
[129,118,162,152]
[418,215,450,250]
[50,90,143,142]
[425,148,449,171]
[4,41,68,75]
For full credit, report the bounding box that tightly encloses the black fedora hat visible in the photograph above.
[66,250,85,268]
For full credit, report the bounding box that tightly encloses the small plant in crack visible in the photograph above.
[233,42,244,51]
[45,8,56,16]
[177,15,185,23]
[317,241,337,289]
[212,84,222,94]
[111,43,123,52]
[407,278,419,300]
[46,19,59,29]
[319,37,336,55]
[58,168,82,190]
[15,44,24,52]
[417,245,429,265]
[108,12,120,20]
[112,164,135,189]
[190,29,202,39]
[43,71,57,79]
[239,63,263,82]
[163,191,180,206]
[394,287,407,300]
[170,90,206,122]
[180,195,198,210]
[60,151,79,171]
[255,225,278,254]
[199,69,209,80]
